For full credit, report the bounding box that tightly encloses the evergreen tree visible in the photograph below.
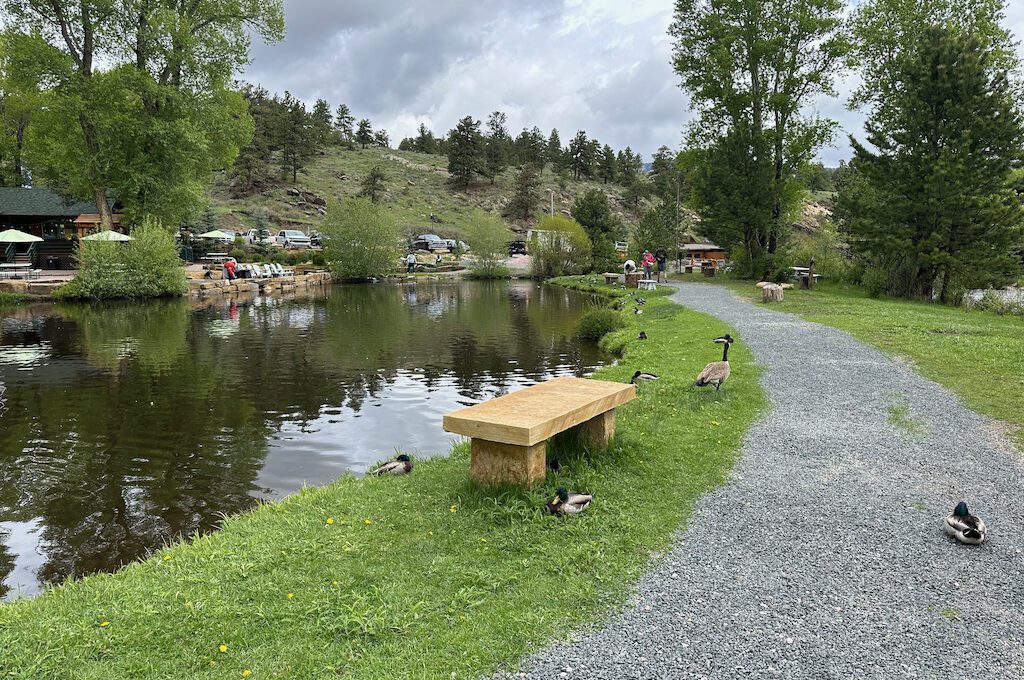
[650,145,682,203]
[374,129,390,148]
[598,144,617,184]
[484,111,511,183]
[546,128,563,168]
[567,130,591,180]
[397,137,414,151]
[358,165,387,203]
[355,119,374,149]
[841,25,1024,300]
[310,98,333,147]
[505,164,541,219]
[622,173,650,216]
[279,92,314,183]
[446,116,484,187]
[571,189,621,241]
[334,104,355,147]
[413,123,437,154]
[617,147,642,184]
[231,84,276,192]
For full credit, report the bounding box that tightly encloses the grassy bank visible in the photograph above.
[724,280,1024,448]
[0,278,763,679]
[0,291,29,307]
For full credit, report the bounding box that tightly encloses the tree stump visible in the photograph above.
[762,283,784,303]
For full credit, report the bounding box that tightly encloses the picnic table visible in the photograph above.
[0,263,33,279]
[443,377,636,486]
[638,279,657,291]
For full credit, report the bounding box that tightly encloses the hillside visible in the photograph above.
[207,147,653,241]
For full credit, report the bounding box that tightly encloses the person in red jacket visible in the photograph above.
[224,258,237,281]
[641,250,655,279]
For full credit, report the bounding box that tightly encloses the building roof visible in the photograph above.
[0,187,104,218]
[682,242,725,251]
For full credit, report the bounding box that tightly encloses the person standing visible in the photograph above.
[655,246,667,282]
[223,257,237,281]
[641,250,655,279]
[406,252,417,273]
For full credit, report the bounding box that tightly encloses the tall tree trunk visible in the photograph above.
[80,114,113,229]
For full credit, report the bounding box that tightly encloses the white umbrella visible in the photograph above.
[198,230,234,239]
[82,230,132,242]
[0,228,43,243]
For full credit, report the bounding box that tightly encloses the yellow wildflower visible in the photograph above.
[363,518,373,525]
[427,531,433,536]
[287,593,294,600]
[325,517,334,525]
[450,505,457,513]
[332,580,340,587]
[99,621,110,628]
[219,644,228,653]
[163,555,172,561]
[711,420,720,426]
[242,671,253,678]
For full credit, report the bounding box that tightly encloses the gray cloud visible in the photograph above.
[244,0,1024,165]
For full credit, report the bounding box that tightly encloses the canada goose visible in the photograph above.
[370,454,413,476]
[695,335,733,391]
[944,501,986,544]
[547,488,592,515]
[637,331,648,340]
[630,370,659,384]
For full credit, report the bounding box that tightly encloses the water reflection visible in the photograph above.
[0,281,604,598]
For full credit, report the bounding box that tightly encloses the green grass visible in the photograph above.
[723,281,1024,448]
[887,402,927,437]
[0,277,763,679]
[0,291,29,307]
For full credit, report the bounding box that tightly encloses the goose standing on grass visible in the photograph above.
[695,335,733,391]
[630,370,659,384]
[547,488,592,515]
[944,501,986,544]
[371,454,413,476]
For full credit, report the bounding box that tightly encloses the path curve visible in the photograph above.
[504,282,1024,679]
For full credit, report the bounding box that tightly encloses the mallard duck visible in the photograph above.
[943,501,986,544]
[695,335,733,391]
[630,370,659,384]
[633,308,643,315]
[547,488,592,515]
[636,298,647,305]
[370,454,413,476]
[637,331,648,340]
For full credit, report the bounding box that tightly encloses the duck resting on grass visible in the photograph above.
[633,308,643,315]
[695,335,733,391]
[630,370,659,384]
[547,488,592,515]
[370,454,413,476]
[944,501,986,544]
[637,331,648,340]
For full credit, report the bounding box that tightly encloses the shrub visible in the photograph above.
[228,247,246,261]
[529,215,592,279]
[55,219,188,301]
[465,209,512,279]
[862,266,889,298]
[576,308,624,340]
[322,197,401,280]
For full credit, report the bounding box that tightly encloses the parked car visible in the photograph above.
[243,228,275,246]
[310,231,323,248]
[413,234,448,251]
[276,230,311,248]
[508,240,527,256]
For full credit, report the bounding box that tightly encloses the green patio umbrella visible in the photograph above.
[198,230,234,239]
[0,228,43,243]
[82,230,133,242]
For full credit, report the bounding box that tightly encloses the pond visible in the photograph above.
[0,280,606,599]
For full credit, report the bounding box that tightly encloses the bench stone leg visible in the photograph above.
[470,439,547,486]
[574,409,616,448]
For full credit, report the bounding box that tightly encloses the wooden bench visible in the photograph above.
[603,272,620,284]
[443,377,636,486]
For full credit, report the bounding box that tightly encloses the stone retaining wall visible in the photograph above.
[186,272,333,300]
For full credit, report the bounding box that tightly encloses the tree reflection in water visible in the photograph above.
[0,281,604,598]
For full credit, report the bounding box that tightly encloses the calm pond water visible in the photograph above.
[0,280,605,599]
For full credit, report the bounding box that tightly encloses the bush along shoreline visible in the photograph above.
[0,276,763,679]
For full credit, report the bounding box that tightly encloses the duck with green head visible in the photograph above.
[944,501,986,544]
[547,488,592,515]
[371,454,413,476]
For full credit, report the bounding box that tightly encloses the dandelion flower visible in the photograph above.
[450,505,457,514]
[219,644,228,653]
[711,420,720,426]
[363,518,373,525]
[242,671,253,678]
[343,545,353,552]
[326,518,334,525]
[287,593,294,600]
[99,621,110,628]
[163,555,172,561]
[332,580,340,587]
[427,531,433,536]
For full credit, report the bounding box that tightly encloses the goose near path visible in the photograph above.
[630,370,659,384]
[944,501,986,544]
[370,454,413,476]
[547,488,592,515]
[695,335,733,391]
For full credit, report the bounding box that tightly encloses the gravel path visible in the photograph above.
[503,282,1024,679]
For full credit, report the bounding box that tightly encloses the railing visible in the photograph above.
[26,243,37,264]
[3,243,13,264]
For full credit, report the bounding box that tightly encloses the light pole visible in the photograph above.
[550,190,555,216]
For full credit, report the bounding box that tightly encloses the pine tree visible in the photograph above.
[650,145,681,203]
[505,164,541,219]
[374,129,390,148]
[413,123,437,154]
[616,147,642,184]
[842,25,1024,300]
[598,144,617,184]
[359,165,387,203]
[567,130,590,180]
[446,116,484,187]
[334,104,355,147]
[279,92,314,183]
[484,111,511,183]
[310,98,333,147]
[355,119,374,149]
[546,128,562,169]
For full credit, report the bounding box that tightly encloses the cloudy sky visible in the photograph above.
[243,0,1024,166]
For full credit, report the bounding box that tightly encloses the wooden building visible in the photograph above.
[0,188,121,268]
[680,242,727,268]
